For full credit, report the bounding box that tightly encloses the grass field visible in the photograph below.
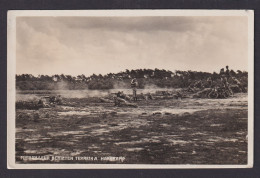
[15,90,248,164]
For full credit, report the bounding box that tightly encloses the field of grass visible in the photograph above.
[15,91,248,164]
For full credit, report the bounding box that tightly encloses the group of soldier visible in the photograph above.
[35,67,245,108]
[219,65,245,92]
[113,78,144,107]
[37,95,62,107]
[113,66,246,106]
[188,66,246,95]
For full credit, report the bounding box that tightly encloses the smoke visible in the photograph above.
[144,84,159,89]
[16,94,40,101]
[113,81,129,89]
[55,81,69,90]
[16,81,176,101]
[16,89,39,101]
[53,90,111,98]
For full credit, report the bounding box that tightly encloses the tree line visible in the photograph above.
[16,68,248,90]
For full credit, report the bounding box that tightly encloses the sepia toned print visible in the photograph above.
[7,10,254,169]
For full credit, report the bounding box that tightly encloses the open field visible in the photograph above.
[15,90,248,164]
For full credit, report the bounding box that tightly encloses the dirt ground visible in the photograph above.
[15,91,248,164]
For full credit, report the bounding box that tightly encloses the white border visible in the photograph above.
[7,10,254,169]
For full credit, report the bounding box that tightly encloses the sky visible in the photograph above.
[16,16,248,76]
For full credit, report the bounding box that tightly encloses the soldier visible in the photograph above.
[146,92,154,100]
[219,68,225,76]
[232,77,241,85]
[116,91,130,100]
[113,95,125,106]
[207,77,213,88]
[49,96,56,104]
[232,77,246,92]
[37,99,44,107]
[116,91,123,98]
[221,76,233,96]
[113,92,137,107]
[131,78,138,101]
[225,65,231,79]
[225,65,230,76]
[221,76,228,87]
[56,95,62,105]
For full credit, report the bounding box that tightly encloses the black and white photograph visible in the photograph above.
[7,10,254,169]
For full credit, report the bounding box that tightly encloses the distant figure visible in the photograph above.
[131,78,138,101]
[232,77,241,85]
[113,95,127,106]
[221,76,233,96]
[232,77,246,92]
[220,76,228,88]
[116,91,131,101]
[219,68,225,75]
[207,77,212,88]
[38,99,43,105]
[56,95,62,105]
[49,96,57,104]
[225,65,230,78]
[146,93,154,100]
[116,91,125,99]
[113,92,138,107]
[49,95,62,105]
